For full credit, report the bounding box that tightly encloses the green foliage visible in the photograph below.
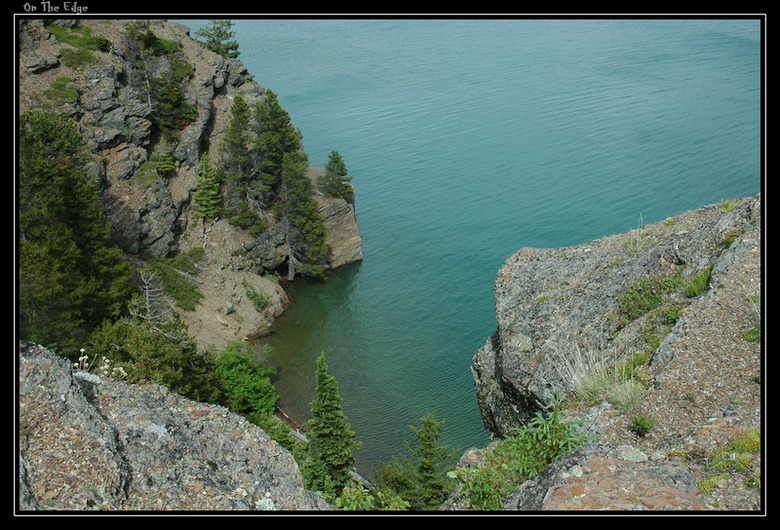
[302,354,361,500]
[372,413,458,510]
[254,89,303,197]
[195,19,240,59]
[46,23,112,68]
[145,248,205,310]
[568,349,650,411]
[455,399,589,510]
[152,145,176,178]
[148,61,198,137]
[720,200,735,213]
[332,482,411,511]
[60,47,99,68]
[193,154,222,222]
[618,272,684,324]
[244,283,270,312]
[698,473,730,495]
[279,151,330,280]
[218,95,268,234]
[333,483,374,511]
[46,23,113,52]
[19,110,134,354]
[742,289,761,343]
[721,228,741,249]
[685,266,712,298]
[44,76,80,105]
[743,327,761,343]
[630,414,655,436]
[661,304,683,325]
[607,379,644,414]
[318,150,354,197]
[698,428,761,494]
[122,21,196,138]
[134,25,179,56]
[215,342,278,422]
[87,307,223,404]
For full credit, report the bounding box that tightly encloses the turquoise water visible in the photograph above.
[183,18,761,478]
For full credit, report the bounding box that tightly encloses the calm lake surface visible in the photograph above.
[184,18,761,478]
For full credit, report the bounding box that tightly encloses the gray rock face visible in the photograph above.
[18,342,330,512]
[18,19,363,269]
[473,195,761,437]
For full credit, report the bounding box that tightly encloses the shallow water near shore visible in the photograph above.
[184,17,761,478]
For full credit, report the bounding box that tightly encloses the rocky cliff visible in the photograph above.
[18,18,362,352]
[460,194,763,511]
[18,341,330,511]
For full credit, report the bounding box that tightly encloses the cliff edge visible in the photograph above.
[17,18,363,353]
[462,194,763,511]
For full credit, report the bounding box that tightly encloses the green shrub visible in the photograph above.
[47,23,113,52]
[700,428,761,494]
[60,47,98,68]
[698,473,730,495]
[618,273,684,323]
[721,228,741,249]
[661,305,683,325]
[216,342,278,421]
[455,399,590,510]
[45,76,80,104]
[47,23,113,68]
[685,267,712,298]
[245,283,270,312]
[743,327,761,343]
[630,414,655,436]
[152,148,176,178]
[139,30,179,56]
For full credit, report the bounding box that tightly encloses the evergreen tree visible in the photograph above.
[253,89,302,200]
[195,19,240,60]
[372,412,458,510]
[277,151,330,280]
[318,150,354,197]
[219,95,264,234]
[303,353,361,500]
[18,110,134,354]
[193,153,222,222]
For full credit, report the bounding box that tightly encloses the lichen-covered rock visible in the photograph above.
[18,342,330,512]
[473,195,761,437]
[457,194,762,512]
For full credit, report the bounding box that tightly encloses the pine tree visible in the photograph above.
[372,412,457,510]
[277,151,330,280]
[318,150,354,197]
[193,153,222,222]
[195,19,240,60]
[253,89,302,200]
[219,95,264,234]
[19,110,134,354]
[303,353,361,499]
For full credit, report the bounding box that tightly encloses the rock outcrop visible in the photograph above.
[17,18,363,352]
[460,194,762,511]
[18,341,330,511]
